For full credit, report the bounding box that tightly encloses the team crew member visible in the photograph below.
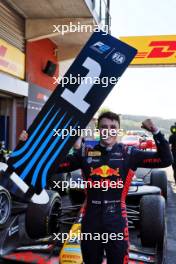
[169,123,176,183]
[20,112,172,264]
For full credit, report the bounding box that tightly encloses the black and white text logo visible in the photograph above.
[112,52,126,64]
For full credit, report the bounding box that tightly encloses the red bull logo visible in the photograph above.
[90,165,120,178]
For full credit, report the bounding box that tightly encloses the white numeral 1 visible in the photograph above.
[61,57,101,113]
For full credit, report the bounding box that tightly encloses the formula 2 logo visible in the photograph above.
[91,41,111,54]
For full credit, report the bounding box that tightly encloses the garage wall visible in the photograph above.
[26,39,59,91]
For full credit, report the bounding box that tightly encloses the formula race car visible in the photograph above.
[121,135,156,151]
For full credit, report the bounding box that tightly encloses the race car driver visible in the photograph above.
[20,112,172,264]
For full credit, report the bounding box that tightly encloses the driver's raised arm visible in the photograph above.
[129,119,173,170]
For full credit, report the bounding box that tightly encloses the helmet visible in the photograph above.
[170,123,176,134]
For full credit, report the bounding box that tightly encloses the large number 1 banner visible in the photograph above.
[0,31,137,204]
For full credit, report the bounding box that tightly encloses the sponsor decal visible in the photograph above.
[110,158,124,161]
[112,52,126,64]
[88,151,101,157]
[0,38,25,78]
[87,157,93,163]
[62,254,81,259]
[113,152,123,157]
[143,158,161,163]
[91,41,111,54]
[64,247,81,253]
[120,35,176,64]
[8,225,19,236]
[36,93,49,102]
[90,165,120,177]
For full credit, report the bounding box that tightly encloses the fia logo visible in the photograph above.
[112,52,126,64]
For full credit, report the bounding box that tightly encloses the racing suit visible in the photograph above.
[54,132,172,264]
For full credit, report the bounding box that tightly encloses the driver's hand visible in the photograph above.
[141,119,159,134]
[19,130,28,141]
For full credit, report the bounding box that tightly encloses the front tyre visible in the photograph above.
[140,195,165,247]
[26,190,61,239]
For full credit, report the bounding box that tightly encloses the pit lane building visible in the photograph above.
[0,0,111,149]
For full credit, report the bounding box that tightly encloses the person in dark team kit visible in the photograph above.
[20,112,172,264]
[169,123,176,183]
